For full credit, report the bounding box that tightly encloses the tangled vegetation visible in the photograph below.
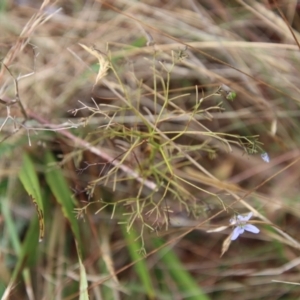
[1,1,300,299]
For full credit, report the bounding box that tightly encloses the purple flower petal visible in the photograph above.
[231,227,244,240]
[244,212,253,221]
[230,212,260,241]
[244,224,260,234]
[261,152,270,163]
[229,217,236,225]
[237,212,253,222]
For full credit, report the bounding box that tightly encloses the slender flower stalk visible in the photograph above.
[230,212,260,240]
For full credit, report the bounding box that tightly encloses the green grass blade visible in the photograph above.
[44,151,89,299]
[154,238,210,300]
[44,151,81,245]
[77,245,89,300]
[122,225,155,299]
[1,190,21,254]
[9,215,39,284]
[19,153,45,242]
[0,178,38,298]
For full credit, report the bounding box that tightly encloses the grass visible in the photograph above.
[1,0,300,299]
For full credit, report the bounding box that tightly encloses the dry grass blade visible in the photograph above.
[0,1,61,79]
[221,234,232,257]
[78,43,110,88]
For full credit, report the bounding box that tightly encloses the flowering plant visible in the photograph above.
[230,212,260,240]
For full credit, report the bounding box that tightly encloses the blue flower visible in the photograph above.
[230,212,260,240]
[261,152,270,163]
